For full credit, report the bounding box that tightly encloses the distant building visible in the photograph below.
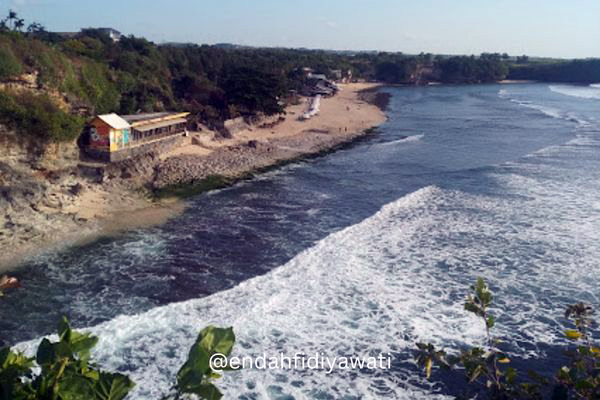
[85,112,189,162]
[93,27,122,42]
[302,73,339,97]
[55,27,122,42]
[329,69,342,80]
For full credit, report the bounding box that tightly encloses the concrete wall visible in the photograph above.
[84,133,187,162]
[223,117,249,137]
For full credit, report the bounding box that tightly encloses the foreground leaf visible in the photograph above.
[177,326,235,395]
[93,372,135,400]
[565,330,582,340]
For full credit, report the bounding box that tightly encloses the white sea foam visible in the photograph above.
[16,148,600,399]
[499,89,591,127]
[379,134,424,147]
[550,84,600,100]
[510,98,562,119]
[15,102,600,398]
[398,134,424,143]
[15,186,481,399]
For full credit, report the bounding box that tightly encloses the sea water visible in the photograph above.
[4,83,600,399]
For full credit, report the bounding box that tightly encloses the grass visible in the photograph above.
[0,44,22,80]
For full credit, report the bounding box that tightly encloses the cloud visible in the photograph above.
[326,21,337,29]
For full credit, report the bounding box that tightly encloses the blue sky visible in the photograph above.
[6,0,600,58]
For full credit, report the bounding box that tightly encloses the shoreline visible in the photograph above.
[0,83,387,272]
[498,79,536,84]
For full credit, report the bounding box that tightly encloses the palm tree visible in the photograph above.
[6,9,17,30]
[27,22,46,34]
[14,18,24,32]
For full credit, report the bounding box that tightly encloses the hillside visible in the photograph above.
[0,15,598,150]
[0,22,514,147]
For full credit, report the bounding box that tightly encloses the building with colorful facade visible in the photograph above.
[86,112,189,162]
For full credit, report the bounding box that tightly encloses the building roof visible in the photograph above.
[134,118,188,132]
[96,113,131,130]
[124,112,190,128]
[122,112,173,124]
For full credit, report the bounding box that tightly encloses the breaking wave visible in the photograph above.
[549,84,600,100]
[16,151,600,398]
[499,88,591,127]
[378,134,424,147]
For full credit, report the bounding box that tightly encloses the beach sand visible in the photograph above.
[0,83,386,271]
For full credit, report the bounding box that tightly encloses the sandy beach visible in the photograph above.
[0,83,386,271]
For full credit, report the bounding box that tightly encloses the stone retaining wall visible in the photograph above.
[85,134,187,162]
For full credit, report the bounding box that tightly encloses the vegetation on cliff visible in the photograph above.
[508,59,600,83]
[0,10,597,144]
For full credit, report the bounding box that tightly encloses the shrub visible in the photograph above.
[0,45,22,79]
[1,280,236,400]
[0,318,235,400]
[0,317,134,400]
[0,90,85,142]
[416,278,600,399]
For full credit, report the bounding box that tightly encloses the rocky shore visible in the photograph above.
[0,83,387,270]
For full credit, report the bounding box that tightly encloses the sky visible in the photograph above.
[5,0,600,58]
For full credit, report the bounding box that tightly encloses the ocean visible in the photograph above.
[3,83,600,399]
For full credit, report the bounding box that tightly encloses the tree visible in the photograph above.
[13,18,23,32]
[26,22,46,34]
[1,282,236,400]
[5,9,17,30]
[222,66,286,116]
[416,278,600,399]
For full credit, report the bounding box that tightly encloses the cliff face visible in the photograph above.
[405,64,441,85]
[0,127,82,244]
[0,122,167,268]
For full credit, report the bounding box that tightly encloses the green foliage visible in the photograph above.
[416,278,600,399]
[0,45,22,79]
[0,316,134,400]
[0,90,85,142]
[0,271,235,400]
[11,10,596,145]
[0,315,236,400]
[508,59,600,83]
[438,53,509,83]
[222,67,286,115]
[78,62,120,114]
[173,326,236,400]
[375,59,417,83]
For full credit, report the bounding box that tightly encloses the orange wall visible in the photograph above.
[89,119,111,150]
